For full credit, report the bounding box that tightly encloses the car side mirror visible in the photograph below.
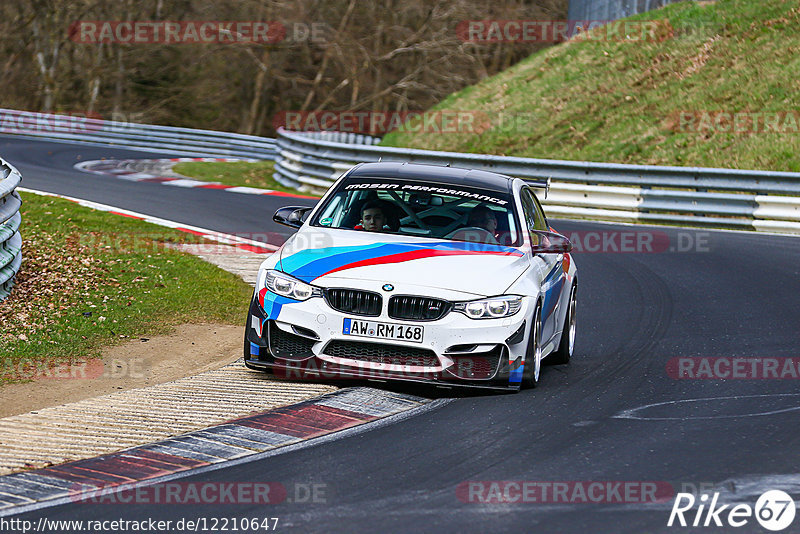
[529,230,573,254]
[273,206,313,229]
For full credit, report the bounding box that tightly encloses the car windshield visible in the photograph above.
[310,177,522,246]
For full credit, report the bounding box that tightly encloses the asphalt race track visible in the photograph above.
[4,136,800,533]
[0,135,315,246]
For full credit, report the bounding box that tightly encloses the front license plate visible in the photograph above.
[343,318,423,343]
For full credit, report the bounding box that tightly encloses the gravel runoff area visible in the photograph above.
[0,244,338,475]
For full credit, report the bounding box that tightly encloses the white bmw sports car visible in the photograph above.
[244,162,577,390]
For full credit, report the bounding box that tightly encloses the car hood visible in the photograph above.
[277,228,529,298]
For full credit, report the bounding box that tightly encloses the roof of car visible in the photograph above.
[346,162,514,194]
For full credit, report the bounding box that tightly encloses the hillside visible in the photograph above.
[382,0,800,172]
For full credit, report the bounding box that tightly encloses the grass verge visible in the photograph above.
[0,193,253,384]
[381,0,800,172]
[173,160,319,196]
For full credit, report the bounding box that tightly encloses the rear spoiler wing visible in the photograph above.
[521,176,551,199]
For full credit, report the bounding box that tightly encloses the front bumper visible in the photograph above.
[244,288,532,390]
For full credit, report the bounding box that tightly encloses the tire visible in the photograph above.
[521,304,542,389]
[547,283,576,366]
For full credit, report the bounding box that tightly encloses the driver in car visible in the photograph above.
[356,201,387,232]
[468,205,498,237]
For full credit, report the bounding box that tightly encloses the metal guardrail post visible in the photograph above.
[0,158,22,301]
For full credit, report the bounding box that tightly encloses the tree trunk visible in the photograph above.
[300,0,357,111]
[243,47,271,135]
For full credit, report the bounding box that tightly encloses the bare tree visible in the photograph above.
[0,0,568,133]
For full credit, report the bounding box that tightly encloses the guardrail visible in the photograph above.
[274,128,800,234]
[2,107,798,235]
[0,108,276,160]
[0,158,22,301]
[567,0,686,22]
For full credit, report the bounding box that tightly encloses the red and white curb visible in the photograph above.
[18,187,277,253]
[74,158,316,199]
[0,388,438,515]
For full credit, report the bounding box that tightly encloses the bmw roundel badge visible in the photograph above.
[382,284,394,292]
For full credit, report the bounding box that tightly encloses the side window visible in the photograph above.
[519,189,538,234]
[521,189,547,230]
[521,188,549,246]
[530,191,548,231]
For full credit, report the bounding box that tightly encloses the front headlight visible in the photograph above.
[454,295,523,319]
[265,270,322,301]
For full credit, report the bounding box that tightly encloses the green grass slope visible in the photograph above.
[382,0,800,171]
[0,193,252,383]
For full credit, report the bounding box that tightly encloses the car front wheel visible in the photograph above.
[547,283,576,365]
[521,304,542,389]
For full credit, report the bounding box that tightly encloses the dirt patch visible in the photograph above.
[678,35,719,80]
[0,323,242,418]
